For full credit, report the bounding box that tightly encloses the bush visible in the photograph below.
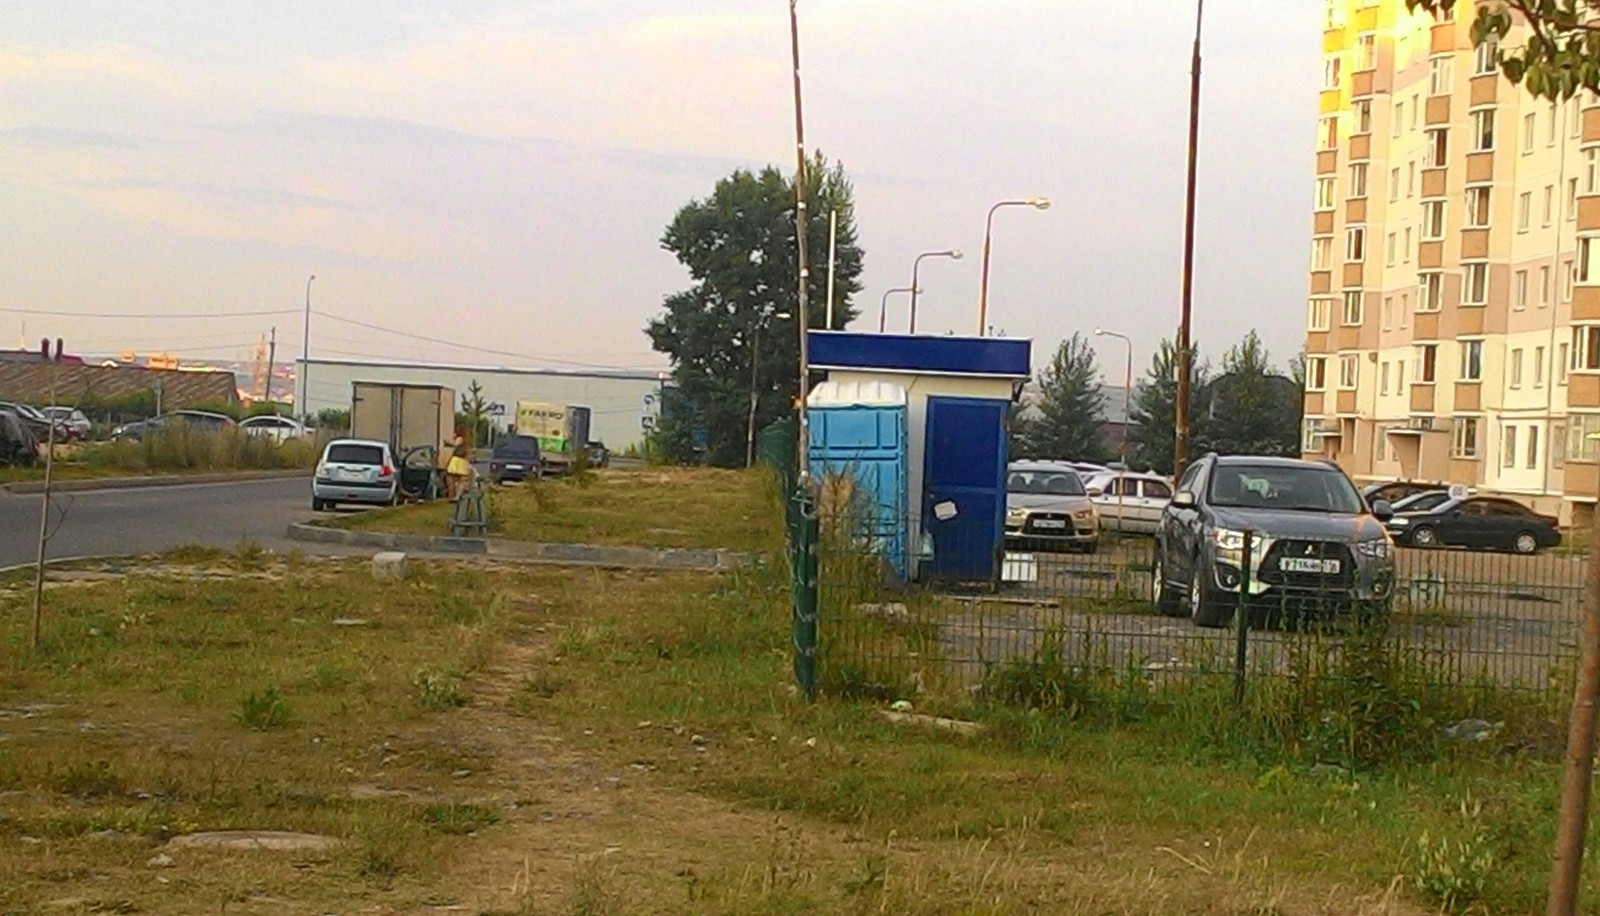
[84,426,318,473]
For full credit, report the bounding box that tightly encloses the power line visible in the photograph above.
[312,310,658,372]
[0,306,300,319]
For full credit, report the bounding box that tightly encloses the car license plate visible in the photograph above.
[338,468,366,481]
[1279,557,1339,574]
[1032,519,1067,529]
[506,464,524,471]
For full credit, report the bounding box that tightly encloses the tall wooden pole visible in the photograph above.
[1173,0,1204,477]
[789,0,811,481]
[1548,494,1600,914]
[31,354,59,652]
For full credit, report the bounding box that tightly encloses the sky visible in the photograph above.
[0,1,1320,389]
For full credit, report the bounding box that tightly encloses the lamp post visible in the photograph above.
[299,274,315,424]
[978,197,1050,336]
[908,249,962,334]
[879,286,916,333]
[746,310,793,467]
[1095,328,1134,534]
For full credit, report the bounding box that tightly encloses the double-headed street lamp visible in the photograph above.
[879,286,916,333]
[745,309,793,467]
[978,197,1050,335]
[908,249,962,334]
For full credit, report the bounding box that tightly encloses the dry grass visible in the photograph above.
[0,547,1568,914]
[337,466,778,552]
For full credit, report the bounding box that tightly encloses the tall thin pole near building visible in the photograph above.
[1173,0,1204,477]
[789,0,811,481]
[265,326,277,404]
[300,274,315,423]
[825,210,839,330]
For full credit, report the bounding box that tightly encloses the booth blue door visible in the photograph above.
[921,396,1008,581]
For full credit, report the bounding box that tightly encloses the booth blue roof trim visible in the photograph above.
[808,331,1030,378]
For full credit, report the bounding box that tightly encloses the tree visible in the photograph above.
[1013,334,1109,462]
[1407,1,1600,100]
[1128,339,1210,475]
[1206,331,1301,458]
[648,153,864,466]
[459,379,490,447]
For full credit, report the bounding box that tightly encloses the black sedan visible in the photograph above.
[1385,495,1561,554]
[1362,480,1449,506]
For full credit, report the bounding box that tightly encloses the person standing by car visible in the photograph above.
[445,434,472,499]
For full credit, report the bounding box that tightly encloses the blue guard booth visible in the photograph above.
[807,331,1032,583]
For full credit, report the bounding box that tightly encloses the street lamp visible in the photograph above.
[1095,328,1134,534]
[978,197,1050,336]
[300,274,315,424]
[908,249,963,334]
[879,286,916,333]
[746,309,793,467]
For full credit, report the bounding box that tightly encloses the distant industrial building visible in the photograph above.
[296,357,665,451]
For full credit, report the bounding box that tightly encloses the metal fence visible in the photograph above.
[812,508,1583,717]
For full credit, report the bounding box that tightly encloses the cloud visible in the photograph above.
[0,125,145,150]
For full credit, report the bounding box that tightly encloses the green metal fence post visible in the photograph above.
[1233,530,1253,706]
[792,483,819,701]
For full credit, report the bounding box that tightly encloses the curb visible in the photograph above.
[3,469,310,495]
[284,523,745,571]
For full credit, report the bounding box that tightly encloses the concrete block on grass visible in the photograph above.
[372,551,408,580]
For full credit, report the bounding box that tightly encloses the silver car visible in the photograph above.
[1004,461,1100,553]
[1082,471,1174,535]
[312,439,398,511]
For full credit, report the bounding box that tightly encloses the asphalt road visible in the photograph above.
[0,476,315,569]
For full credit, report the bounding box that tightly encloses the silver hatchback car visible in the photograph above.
[312,439,398,511]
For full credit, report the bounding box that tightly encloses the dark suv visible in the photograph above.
[1151,454,1396,627]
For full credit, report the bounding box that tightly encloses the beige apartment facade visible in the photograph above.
[1302,0,1600,523]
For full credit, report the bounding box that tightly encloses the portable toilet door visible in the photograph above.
[920,395,1009,582]
[806,381,909,580]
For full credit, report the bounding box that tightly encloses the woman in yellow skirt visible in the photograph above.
[445,435,472,499]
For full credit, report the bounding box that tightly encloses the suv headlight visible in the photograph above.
[1355,538,1392,559]
[1210,528,1245,551]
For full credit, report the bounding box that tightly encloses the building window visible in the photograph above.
[1536,345,1547,387]
[1320,115,1338,150]
[1474,37,1498,76]
[1574,324,1600,371]
[1518,191,1533,232]
[1471,108,1495,151]
[1403,227,1412,261]
[1524,112,1537,154]
[1510,348,1524,387]
[1465,186,1491,227]
[1452,417,1479,458]
[1390,167,1401,202]
[1556,421,1568,467]
[1429,55,1454,95]
[1356,33,1376,70]
[1354,99,1372,134]
[1588,148,1600,194]
[1462,262,1489,305]
[1561,342,1572,384]
[1417,343,1438,383]
[1581,236,1600,284]
[1565,258,1576,301]
[1323,55,1343,90]
[1311,236,1333,270]
[1413,92,1421,130]
[1545,185,1555,226]
[1551,101,1561,145]
[1568,415,1600,461]
[1502,424,1519,468]
[1418,272,1443,312]
[1315,176,1336,210]
[1349,162,1367,197]
[1427,127,1449,167]
[1573,96,1583,139]
[1393,101,1404,138]
[1571,177,1580,220]
[1342,289,1364,325]
[1380,361,1391,395]
[1408,161,1417,197]
[1528,425,1541,470]
[1421,200,1446,240]
[1460,339,1483,380]
[1515,269,1529,310]
[1306,356,1328,391]
[1397,359,1407,388]
[1308,297,1331,331]
[1386,232,1397,266]
[1434,1,1456,21]
[1346,227,1366,262]
[1338,353,1359,389]
[1541,265,1552,306]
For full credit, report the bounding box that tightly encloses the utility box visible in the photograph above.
[807,380,910,581]
[808,332,1030,583]
[350,382,455,462]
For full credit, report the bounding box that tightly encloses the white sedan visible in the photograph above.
[240,414,308,443]
[1081,471,1174,535]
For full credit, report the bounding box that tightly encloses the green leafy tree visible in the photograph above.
[1206,331,1301,457]
[1013,333,1109,462]
[647,153,864,466]
[1128,339,1211,475]
[1407,1,1600,100]
[459,379,490,447]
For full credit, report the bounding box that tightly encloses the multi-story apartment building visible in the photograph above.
[1302,0,1600,524]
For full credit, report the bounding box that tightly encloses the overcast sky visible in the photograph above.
[0,1,1318,385]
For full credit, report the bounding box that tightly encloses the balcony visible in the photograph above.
[1410,384,1436,413]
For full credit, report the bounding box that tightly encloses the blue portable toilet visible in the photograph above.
[808,331,1031,583]
[806,380,909,580]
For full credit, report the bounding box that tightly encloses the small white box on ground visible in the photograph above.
[1001,553,1038,583]
[372,551,408,580]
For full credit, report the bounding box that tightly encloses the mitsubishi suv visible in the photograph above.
[1151,454,1396,627]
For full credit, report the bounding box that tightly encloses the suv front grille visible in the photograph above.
[1257,539,1355,589]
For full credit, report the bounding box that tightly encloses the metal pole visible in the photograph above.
[1174,0,1204,478]
[1232,529,1252,706]
[30,354,58,653]
[265,326,277,405]
[879,287,913,334]
[300,274,315,424]
[825,210,838,330]
[978,203,1001,336]
[1548,491,1600,914]
[788,0,818,704]
[788,0,811,483]
[910,256,924,334]
[746,319,763,468]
